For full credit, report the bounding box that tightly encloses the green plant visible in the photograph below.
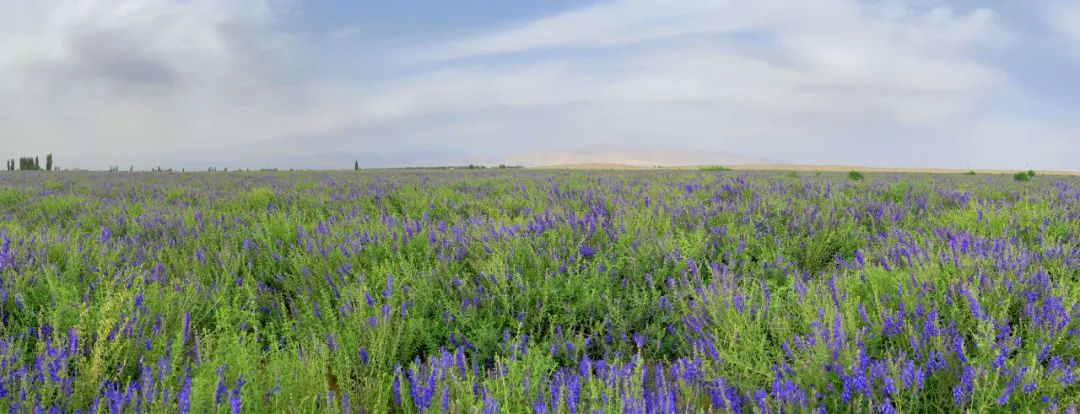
[847,170,864,181]
[699,165,732,172]
[1027,169,1036,178]
[1014,171,1031,181]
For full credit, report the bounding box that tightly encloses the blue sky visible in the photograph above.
[2,0,1078,170]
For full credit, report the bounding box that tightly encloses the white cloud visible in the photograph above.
[0,0,315,166]
[328,0,1015,156]
[0,0,1075,170]
[1047,1,1080,47]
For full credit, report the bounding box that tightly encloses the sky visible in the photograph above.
[1,0,1079,170]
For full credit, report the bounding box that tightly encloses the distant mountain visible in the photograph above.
[499,144,776,168]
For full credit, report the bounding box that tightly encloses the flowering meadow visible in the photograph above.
[0,170,1077,413]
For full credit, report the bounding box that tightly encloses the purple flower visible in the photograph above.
[230,375,245,414]
[953,366,975,407]
[579,245,596,259]
[953,336,968,365]
[215,365,228,405]
[880,398,896,414]
[482,387,499,414]
[393,367,402,406]
[182,312,190,347]
[442,385,450,412]
[178,370,192,414]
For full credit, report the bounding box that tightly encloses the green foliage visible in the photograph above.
[699,165,732,172]
[0,171,1076,412]
[1014,171,1031,181]
[1028,169,1037,178]
[17,156,43,171]
[0,188,26,208]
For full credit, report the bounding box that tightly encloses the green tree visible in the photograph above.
[46,154,52,171]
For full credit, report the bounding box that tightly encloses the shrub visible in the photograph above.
[847,171,864,181]
[965,171,976,175]
[1027,170,1036,178]
[1014,171,1031,181]
[699,165,731,172]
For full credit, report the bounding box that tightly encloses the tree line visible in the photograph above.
[5,154,54,171]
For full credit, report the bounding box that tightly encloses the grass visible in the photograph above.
[0,169,1077,412]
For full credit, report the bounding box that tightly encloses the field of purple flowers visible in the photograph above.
[0,170,1077,413]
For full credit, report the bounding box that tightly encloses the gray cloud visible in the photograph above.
[68,28,177,88]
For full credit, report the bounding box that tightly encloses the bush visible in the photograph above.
[1027,170,1036,178]
[699,165,731,172]
[965,171,976,175]
[1014,171,1031,181]
[847,171,864,181]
